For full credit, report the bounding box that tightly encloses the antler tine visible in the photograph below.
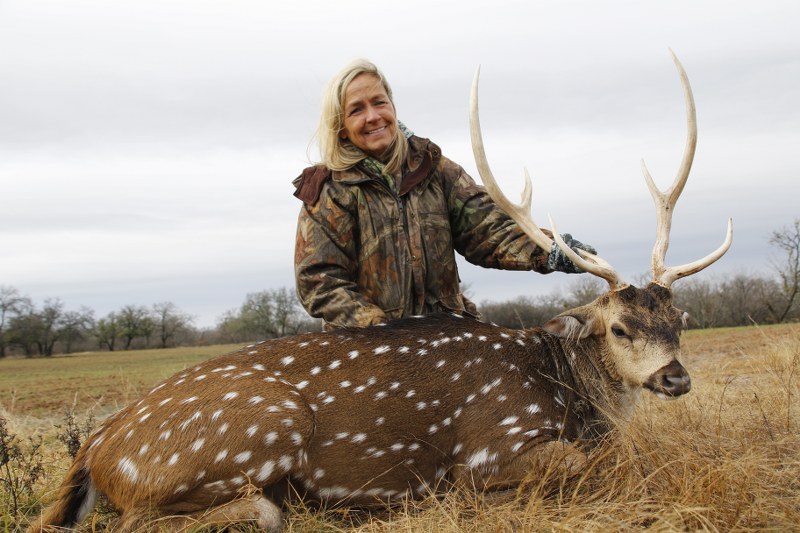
[469,66,553,254]
[470,66,625,290]
[645,51,732,287]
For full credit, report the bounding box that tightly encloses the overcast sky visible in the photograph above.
[1,0,798,328]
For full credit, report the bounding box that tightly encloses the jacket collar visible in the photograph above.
[293,136,442,205]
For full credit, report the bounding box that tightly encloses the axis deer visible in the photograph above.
[29,53,731,533]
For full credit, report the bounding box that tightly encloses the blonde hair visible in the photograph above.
[316,59,408,175]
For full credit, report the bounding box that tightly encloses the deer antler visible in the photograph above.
[469,66,625,290]
[644,50,733,288]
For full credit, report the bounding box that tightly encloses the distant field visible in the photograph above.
[0,343,242,420]
[2,323,799,532]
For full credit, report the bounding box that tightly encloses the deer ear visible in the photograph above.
[543,312,601,340]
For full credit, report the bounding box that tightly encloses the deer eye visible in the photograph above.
[611,325,628,338]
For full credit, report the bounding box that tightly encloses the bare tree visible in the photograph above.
[95,312,121,351]
[767,218,800,323]
[118,305,153,350]
[0,286,31,357]
[152,302,193,348]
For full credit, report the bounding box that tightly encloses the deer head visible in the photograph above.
[469,51,733,401]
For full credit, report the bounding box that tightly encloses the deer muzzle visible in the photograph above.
[644,359,691,399]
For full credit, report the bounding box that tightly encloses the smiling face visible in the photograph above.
[339,73,397,160]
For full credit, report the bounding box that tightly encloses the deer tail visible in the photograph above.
[27,454,96,533]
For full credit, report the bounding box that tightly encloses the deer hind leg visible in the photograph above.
[115,493,283,532]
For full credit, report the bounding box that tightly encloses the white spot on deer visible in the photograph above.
[214,450,228,463]
[454,407,463,418]
[136,406,148,415]
[390,381,400,390]
[291,432,303,445]
[465,394,476,404]
[234,451,252,464]
[310,366,321,375]
[478,335,487,341]
[329,360,341,369]
[373,345,390,354]
[374,391,387,400]
[507,427,522,435]
[193,374,207,382]
[511,442,525,453]
[348,350,359,359]
[340,380,351,388]
[266,405,281,413]
[175,378,186,385]
[492,343,502,350]
[278,455,293,471]
[204,480,226,492]
[138,443,149,456]
[375,417,385,426]
[264,432,278,445]
[499,416,519,426]
[282,400,299,410]
[295,380,309,389]
[516,339,526,346]
[416,401,427,410]
[526,403,541,415]
[195,470,206,481]
[158,398,172,407]
[230,476,245,486]
[212,365,236,373]
[125,429,135,440]
[405,390,416,398]
[497,394,508,402]
[319,341,330,346]
[282,418,294,428]
[245,425,259,438]
[255,460,275,482]
[246,396,265,406]
[442,417,452,426]
[436,360,446,368]
[453,443,463,455]
[351,433,367,444]
[408,443,420,451]
[313,468,326,480]
[222,392,238,401]
[167,453,180,466]
[149,383,166,394]
[390,443,405,452]
[281,356,295,366]
[298,341,309,348]
[218,423,229,435]
[253,364,266,371]
[428,424,439,434]
[211,409,223,421]
[353,385,366,394]
[451,372,461,382]
[158,430,171,441]
[174,483,188,495]
[191,438,205,452]
[524,429,540,438]
[466,448,497,469]
[118,458,139,481]
[322,395,335,405]
[398,346,410,353]
[139,413,151,423]
[417,348,428,356]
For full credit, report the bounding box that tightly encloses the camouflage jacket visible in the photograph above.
[293,136,553,329]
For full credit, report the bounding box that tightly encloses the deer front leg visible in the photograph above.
[453,439,588,496]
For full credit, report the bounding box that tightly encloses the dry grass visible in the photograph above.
[3,324,799,532]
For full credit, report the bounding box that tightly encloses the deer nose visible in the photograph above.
[645,359,691,398]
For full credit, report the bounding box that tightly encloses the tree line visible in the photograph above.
[2,220,797,358]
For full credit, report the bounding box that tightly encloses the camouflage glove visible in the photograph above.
[547,234,597,274]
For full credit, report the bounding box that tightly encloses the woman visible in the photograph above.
[293,59,593,330]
